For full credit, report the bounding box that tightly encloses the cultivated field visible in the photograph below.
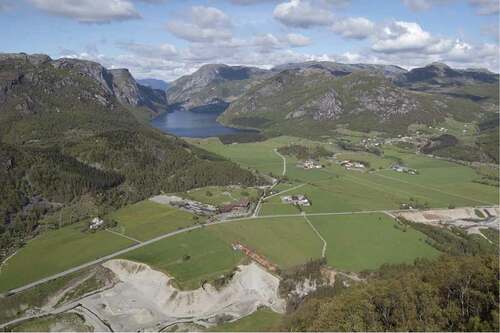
[2,135,497,301]
[211,217,323,268]
[308,213,440,271]
[108,200,198,241]
[0,223,133,293]
[120,228,244,290]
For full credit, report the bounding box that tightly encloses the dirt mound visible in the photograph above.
[78,259,285,331]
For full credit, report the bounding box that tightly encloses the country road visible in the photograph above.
[303,213,327,258]
[0,208,398,296]
[273,148,287,176]
[3,204,499,297]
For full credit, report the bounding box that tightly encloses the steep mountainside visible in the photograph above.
[50,57,168,114]
[0,53,261,256]
[220,66,488,135]
[166,64,271,110]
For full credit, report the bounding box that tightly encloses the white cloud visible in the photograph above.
[189,6,232,29]
[401,0,453,11]
[167,21,233,43]
[331,17,375,39]
[29,0,141,23]
[285,33,312,46]
[469,0,499,15]
[118,42,179,58]
[166,6,233,42]
[372,21,434,53]
[402,0,499,16]
[273,0,333,28]
[229,0,278,4]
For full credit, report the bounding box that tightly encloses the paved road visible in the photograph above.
[4,204,499,297]
[2,218,233,296]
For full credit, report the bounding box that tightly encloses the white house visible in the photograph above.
[90,217,104,230]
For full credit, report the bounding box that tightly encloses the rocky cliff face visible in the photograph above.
[220,64,492,134]
[50,57,167,113]
[166,64,270,110]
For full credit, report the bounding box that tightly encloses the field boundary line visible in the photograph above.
[106,229,142,244]
[372,173,495,205]
[5,204,499,297]
[263,183,306,200]
[303,213,327,258]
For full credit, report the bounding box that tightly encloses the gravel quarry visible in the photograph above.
[76,259,286,331]
[396,207,500,241]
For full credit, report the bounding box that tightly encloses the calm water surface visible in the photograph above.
[151,109,249,138]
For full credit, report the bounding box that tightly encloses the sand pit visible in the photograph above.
[397,207,499,224]
[78,259,285,331]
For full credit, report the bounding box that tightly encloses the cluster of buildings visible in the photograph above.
[89,217,104,230]
[339,160,366,171]
[392,164,418,175]
[360,137,382,147]
[281,195,311,206]
[300,159,323,169]
[167,196,217,215]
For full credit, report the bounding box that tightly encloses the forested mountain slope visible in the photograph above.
[0,53,261,257]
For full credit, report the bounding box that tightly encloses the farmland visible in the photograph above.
[211,217,323,268]
[0,223,134,293]
[108,200,198,241]
[120,228,244,290]
[308,213,440,271]
[0,134,497,330]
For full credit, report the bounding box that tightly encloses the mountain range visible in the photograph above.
[167,60,498,163]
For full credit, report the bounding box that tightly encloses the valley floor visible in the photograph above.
[1,135,498,331]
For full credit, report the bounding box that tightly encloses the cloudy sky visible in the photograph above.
[1,0,498,81]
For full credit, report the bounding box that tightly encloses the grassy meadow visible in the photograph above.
[120,228,244,290]
[108,200,198,241]
[308,213,440,271]
[0,223,134,293]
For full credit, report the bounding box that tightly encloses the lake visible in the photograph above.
[151,108,251,138]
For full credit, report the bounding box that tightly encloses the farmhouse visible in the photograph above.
[90,217,104,230]
[301,159,323,169]
[392,164,417,175]
[339,160,366,171]
[282,195,310,206]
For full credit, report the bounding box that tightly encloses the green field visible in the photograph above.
[120,228,244,290]
[309,213,440,271]
[211,217,323,268]
[210,308,282,332]
[181,185,260,206]
[2,135,496,303]
[0,223,134,292]
[194,136,499,212]
[108,200,198,241]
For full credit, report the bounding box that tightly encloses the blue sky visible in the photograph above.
[0,0,498,80]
